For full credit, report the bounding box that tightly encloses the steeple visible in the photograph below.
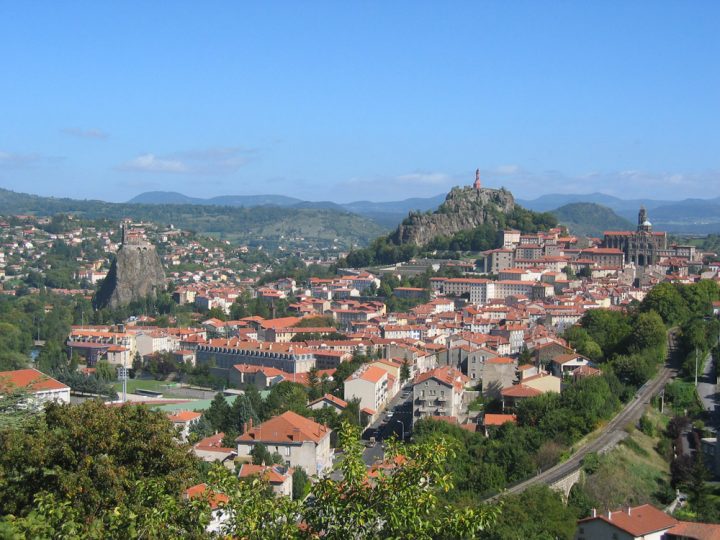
[637,206,652,233]
[473,169,482,190]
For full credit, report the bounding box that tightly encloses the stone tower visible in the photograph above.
[637,206,652,233]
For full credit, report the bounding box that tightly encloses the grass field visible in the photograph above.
[112,378,185,397]
[580,406,672,509]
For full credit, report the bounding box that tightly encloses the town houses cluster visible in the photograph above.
[3,207,720,509]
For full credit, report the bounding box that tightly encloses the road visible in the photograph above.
[493,331,680,499]
[696,350,717,431]
[329,384,415,480]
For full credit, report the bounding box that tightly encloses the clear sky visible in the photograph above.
[1,1,718,203]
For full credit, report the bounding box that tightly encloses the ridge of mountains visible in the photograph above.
[127,191,446,229]
[129,190,720,234]
[0,187,386,249]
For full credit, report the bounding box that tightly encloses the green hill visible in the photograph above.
[551,202,633,237]
[0,188,385,250]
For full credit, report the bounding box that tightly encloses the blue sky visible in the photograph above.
[1,1,718,203]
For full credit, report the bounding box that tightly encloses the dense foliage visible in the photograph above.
[0,405,498,539]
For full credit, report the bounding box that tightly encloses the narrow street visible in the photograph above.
[696,350,717,432]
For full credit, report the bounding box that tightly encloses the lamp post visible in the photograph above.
[395,419,405,441]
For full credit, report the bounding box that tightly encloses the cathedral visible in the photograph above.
[601,207,668,267]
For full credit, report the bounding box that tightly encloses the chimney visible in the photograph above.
[591,508,597,518]
[243,422,248,434]
[626,506,631,516]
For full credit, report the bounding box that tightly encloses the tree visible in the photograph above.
[36,340,69,375]
[205,393,232,433]
[400,358,411,382]
[244,384,264,421]
[640,282,689,326]
[307,366,321,401]
[250,443,273,466]
[261,381,309,419]
[304,421,498,539]
[481,485,578,540]
[229,393,259,434]
[292,467,309,500]
[0,400,198,519]
[628,311,666,353]
[95,359,115,382]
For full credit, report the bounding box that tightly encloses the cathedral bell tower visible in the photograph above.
[637,206,652,233]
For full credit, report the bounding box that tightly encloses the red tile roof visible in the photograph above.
[667,521,720,540]
[184,483,229,510]
[168,411,202,423]
[309,393,348,409]
[194,432,235,453]
[579,504,677,537]
[238,463,292,484]
[0,368,69,393]
[500,384,542,398]
[413,366,468,391]
[483,413,517,426]
[236,411,330,445]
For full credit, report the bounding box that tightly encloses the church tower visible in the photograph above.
[637,206,652,233]
[473,169,482,190]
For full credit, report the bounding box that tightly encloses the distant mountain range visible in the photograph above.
[0,188,386,249]
[129,190,720,234]
[128,191,447,229]
[518,192,720,234]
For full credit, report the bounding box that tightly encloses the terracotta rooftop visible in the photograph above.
[238,463,292,484]
[0,368,69,393]
[483,413,517,426]
[667,520,720,540]
[309,393,348,409]
[168,410,202,423]
[501,384,542,398]
[578,504,677,537]
[236,411,330,445]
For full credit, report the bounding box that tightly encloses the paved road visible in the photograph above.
[491,331,680,500]
[696,350,717,431]
[329,385,415,480]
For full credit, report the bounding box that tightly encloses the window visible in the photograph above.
[284,446,291,456]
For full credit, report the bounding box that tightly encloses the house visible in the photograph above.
[481,357,517,399]
[236,411,332,476]
[482,413,517,437]
[344,365,390,414]
[500,383,542,410]
[184,483,230,534]
[575,504,720,540]
[238,463,294,498]
[192,432,237,467]
[167,410,202,442]
[412,366,469,424]
[0,368,70,406]
[551,353,593,378]
[308,393,348,413]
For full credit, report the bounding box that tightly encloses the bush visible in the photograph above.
[639,414,655,436]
